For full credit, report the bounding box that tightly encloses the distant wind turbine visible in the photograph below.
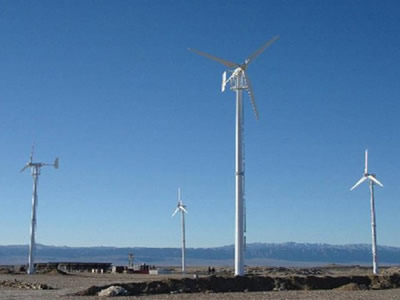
[350,149,383,275]
[189,35,279,276]
[20,146,59,275]
[172,188,187,274]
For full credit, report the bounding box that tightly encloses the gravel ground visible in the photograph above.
[2,288,400,300]
[1,271,400,300]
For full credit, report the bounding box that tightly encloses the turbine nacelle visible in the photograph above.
[232,67,245,78]
[172,202,187,216]
[221,68,244,93]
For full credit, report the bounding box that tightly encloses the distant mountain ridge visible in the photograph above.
[1,242,400,266]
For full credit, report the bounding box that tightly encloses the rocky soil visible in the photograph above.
[76,273,400,296]
[0,279,53,290]
[1,266,400,299]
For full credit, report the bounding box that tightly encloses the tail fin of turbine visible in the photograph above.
[221,71,227,92]
[54,158,59,169]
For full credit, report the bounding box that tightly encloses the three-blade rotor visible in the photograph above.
[188,35,279,121]
[350,149,383,191]
[172,188,187,216]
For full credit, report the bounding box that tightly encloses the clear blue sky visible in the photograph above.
[1,0,399,248]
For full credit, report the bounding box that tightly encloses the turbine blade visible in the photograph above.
[245,35,280,66]
[181,207,188,214]
[243,72,259,120]
[54,157,59,169]
[30,144,35,163]
[350,176,367,191]
[368,175,384,187]
[188,48,240,69]
[365,149,368,174]
[172,207,179,217]
[20,164,29,173]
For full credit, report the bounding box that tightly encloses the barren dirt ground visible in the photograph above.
[1,267,400,299]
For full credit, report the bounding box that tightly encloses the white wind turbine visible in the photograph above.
[350,149,383,275]
[172,188,188,274]
[189,36,279,276]
[20,146,59,275]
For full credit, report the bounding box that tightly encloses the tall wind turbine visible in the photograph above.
[172,188,187,274]
[20,146,59,275]
[350,149,383,275]
[189,36,279,276]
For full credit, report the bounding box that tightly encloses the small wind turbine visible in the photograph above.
[20,145,59,275]
[172,188,187,274]
[189,35,279,276]
[350,149,383,275]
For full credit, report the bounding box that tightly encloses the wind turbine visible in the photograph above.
[172,188,187,274]
[20,146,59,275]
[189,36,279,276]
[350,149,383,275]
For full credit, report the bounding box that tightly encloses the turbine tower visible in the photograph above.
[20,146,59,275]
[189,36,279,276]
[172,188,187,274]
[350,149,383,275]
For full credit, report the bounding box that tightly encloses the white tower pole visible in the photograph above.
[28,166,39,275]
[350,149,383,275]
[181,205,186,274]
[178,188,186,274]
[188,36,279,277]
[234,73,244,276]
[369,180,379,274]
[21,147,58,275]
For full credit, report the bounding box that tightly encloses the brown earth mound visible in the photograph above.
[75,273,400,296]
